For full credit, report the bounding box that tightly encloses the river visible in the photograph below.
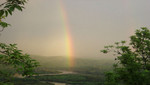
[50,82,67,85]
[39,70,77,76]
[14,70,75,85]
[47,71,76,85]
[14,70,77,77]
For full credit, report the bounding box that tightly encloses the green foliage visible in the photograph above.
[0,77,54,85]
[0,82,14,85]
[0,43,39,84]
[0,43,39,77]
[0,0,27,29]
[0,21,10,29]
[101,27,150,85]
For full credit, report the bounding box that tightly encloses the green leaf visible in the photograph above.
[7,9,12,15]
[0,22,10,28]
[0,10,4,17]
[15,5,22,11]
[101,50,108,53]
[121,41,126,44]
[5,11,8,17]
[9,6,15,12]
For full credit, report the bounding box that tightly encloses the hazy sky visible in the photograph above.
[1,0,150,57]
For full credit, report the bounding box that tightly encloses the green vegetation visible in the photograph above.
[101,27,150,85]
[0,55,113,85]
[31,74,103,85]
[0,77,54,85]
[8,74,103,85]
[0,72,104,85]
[0,56,113,85]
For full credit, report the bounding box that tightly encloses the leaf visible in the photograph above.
[15,5,22,11]
[101,50,108,53]
[7,9,12,15]
[121,41,126,44]
[9,6,15,12]
[0,22,10,28]
[0,10,4,17]
[5,10,8,17]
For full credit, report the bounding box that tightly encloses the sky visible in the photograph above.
[0,0,150,57]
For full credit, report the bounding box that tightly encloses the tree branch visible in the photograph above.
[0,2,7,7]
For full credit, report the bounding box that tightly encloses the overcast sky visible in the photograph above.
[1,0,150,57]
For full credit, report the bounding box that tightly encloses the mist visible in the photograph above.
[1,0,150,57]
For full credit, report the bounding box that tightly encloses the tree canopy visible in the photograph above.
[101,27,150,85]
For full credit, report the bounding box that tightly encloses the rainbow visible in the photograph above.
[59,0,74,67]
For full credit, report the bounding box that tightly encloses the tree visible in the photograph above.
[101,27,150,85]
[0,0,39,84]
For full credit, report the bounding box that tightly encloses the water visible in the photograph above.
[39,70,77,76]
[14,70,73,85]
[51,82,66,85]
[48,71,74,85]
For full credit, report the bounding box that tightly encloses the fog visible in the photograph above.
[1,0,150,57]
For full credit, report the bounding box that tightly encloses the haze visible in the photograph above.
[1,0,150,57]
